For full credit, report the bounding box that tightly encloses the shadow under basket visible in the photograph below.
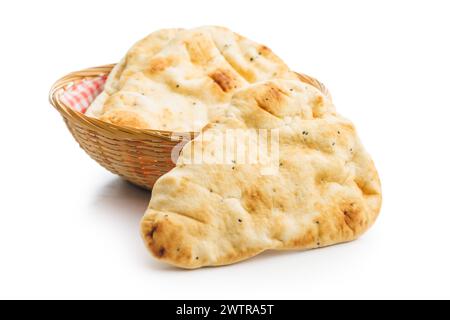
[49,64,331,190]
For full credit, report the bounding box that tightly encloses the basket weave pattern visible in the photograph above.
[49,65,330,190]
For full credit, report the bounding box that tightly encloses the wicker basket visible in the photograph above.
[49,64,331,190]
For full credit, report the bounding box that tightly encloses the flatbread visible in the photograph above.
[86,26,297,132]
[140,79,382,269]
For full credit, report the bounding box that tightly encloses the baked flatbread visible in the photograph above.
[141,79,382,269]
[87,26,297,132]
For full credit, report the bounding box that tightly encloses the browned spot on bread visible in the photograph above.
[158,247,166,257]
[258,45,272,57]
[142,216,200,268]
[341,202,365,235]
[355,177,379,196]
[202,122,218,133]
[289,228,316,248]
[100,110,149,129]
[185,34,216,65]
[146,56,175,74]
[311,95,327,118]
[146,225,158,239]
[209,69,236,93]
[242,186,273,214]
[254,84,288,117]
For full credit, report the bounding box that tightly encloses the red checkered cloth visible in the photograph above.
[60,76,107,113]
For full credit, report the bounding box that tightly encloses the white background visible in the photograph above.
[0,0,449,300]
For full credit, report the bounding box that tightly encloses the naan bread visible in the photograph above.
[141,79,382,269]
[86,26,297,132]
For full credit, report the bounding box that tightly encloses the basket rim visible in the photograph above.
[49,64,331,141]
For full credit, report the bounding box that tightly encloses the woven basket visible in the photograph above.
[49,64,331,190]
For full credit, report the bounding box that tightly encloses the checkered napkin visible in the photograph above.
[60,76,107,113]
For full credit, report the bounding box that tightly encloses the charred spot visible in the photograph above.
[158,247,166,258]
[146,225,158,239]
[209,69,236,93]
